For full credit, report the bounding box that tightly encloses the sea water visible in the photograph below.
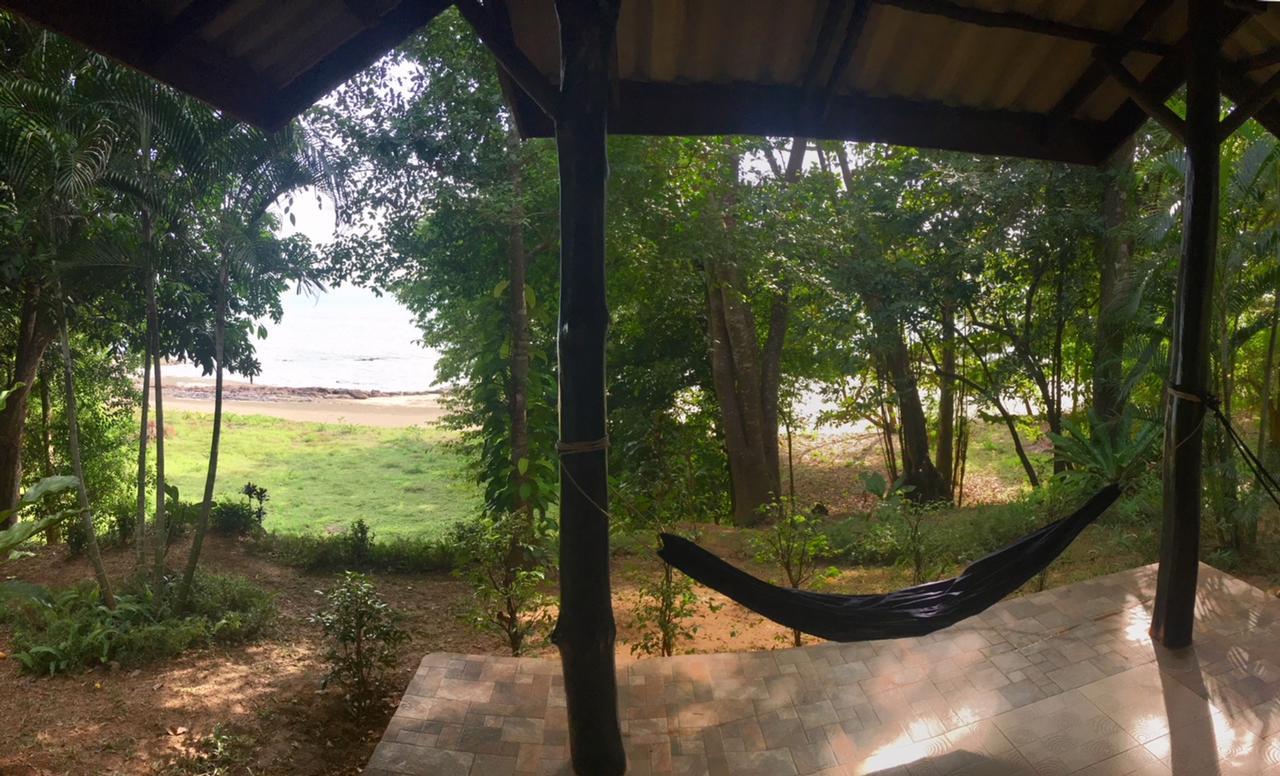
[164,284,441,393]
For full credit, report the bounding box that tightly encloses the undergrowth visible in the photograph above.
[3,573,274,675]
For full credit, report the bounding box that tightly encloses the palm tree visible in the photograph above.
[0,25,119,600]
[176,123,334,611]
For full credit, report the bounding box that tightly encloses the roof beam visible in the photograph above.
[799,0,872,123]
[873,0,1175,57]
[261,0,453,129]
[1220,67,1280,139]
[1050,0,1175,120]
[1230,45,1280,74]
[456,0,560,121]
[1098,8,1255,154]
[1096,51,1186,142]
[818,0,872,120]
[1222,71,1280,141]
[515,81,1108,165]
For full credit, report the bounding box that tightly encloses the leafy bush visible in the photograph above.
[211,499,261,537]
[310,572,408,718]
[450,512,552,656]
[753,506,835,645]
[251,525,457,574]
[7,573,274,675]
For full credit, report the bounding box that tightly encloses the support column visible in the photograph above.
[1151,0,1220,649]
[550,1,626,774]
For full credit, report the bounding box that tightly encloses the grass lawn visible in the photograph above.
[160,411,478,540]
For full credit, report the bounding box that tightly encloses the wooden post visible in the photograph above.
[550,1,626,774]
[1151,0,1220,649]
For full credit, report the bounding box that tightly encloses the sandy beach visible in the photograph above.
[158,376,449,428]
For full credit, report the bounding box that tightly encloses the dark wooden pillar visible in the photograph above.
[1151,0,1220,649]
[550,1,626,774]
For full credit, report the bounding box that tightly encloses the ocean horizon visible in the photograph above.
[163,284,442,393]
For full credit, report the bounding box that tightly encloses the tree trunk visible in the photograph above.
[935,306,956,493]
[549,1,626,773]
[178,266,226,612]
[38,368,60,543]
[1258,290,1279,455]
[706,258,773,525]
[507,127,532,521]
[134,275,154,567]
[884,328,948,501]
[705,138,804,523]
[0,285,56,524]
[1093,136,1136,432]
[149,277,169,592]
[57,295,115,609]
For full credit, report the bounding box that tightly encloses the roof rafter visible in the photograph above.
[516,81,1108,165]
[1096,51,1187,142]
[873,0,1175,57]
[1050,0,1175,120]
[1098,8,1256,152]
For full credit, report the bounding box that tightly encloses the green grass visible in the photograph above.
[159,411,478,540]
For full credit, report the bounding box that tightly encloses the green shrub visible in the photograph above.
[251,525,457,574]
[450,512,552,656]
[211,499,261,537]
[310,572,408,718]
[8,573,274,675]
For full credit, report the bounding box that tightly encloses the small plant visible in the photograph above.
[753,503,836,646]
[310,572,409,718]
[163,724,254,775]
[240,482,269,526]
[1047,410,1159,485]
[450,513,552,656]
[345,519,374,568]
[631,546,708,657]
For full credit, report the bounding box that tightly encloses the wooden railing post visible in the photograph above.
[1151,0,1220,649]
[550,1,626,774]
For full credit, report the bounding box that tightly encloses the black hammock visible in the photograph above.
[657,483,1121,643]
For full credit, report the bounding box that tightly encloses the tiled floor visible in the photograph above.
[366,563,1280,775]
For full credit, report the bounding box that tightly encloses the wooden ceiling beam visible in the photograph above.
[874,0,1174,57]
[261,0,452,129]
[514,81,1108,165]
[818,0,872,120]
[1220,67,1280,139]
[1051,0,1175,120]
[1096,52,1186,142]
[456,0,559,121]
[1229,45,1280,74]
[1097,8,1255,154]
[1222,72,1280,141]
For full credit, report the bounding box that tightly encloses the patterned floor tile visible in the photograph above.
[368,563,1280,775]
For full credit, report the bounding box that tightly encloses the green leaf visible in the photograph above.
[492,279,510,299]
[519,482,532,501]
[20,475,78,506]
[0,381,23,412]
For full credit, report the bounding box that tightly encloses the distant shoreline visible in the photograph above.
[154,376,450,428]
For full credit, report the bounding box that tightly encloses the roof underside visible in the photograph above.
[4,1,1280,164]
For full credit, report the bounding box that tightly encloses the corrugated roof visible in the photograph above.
[4,1,1280,164]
